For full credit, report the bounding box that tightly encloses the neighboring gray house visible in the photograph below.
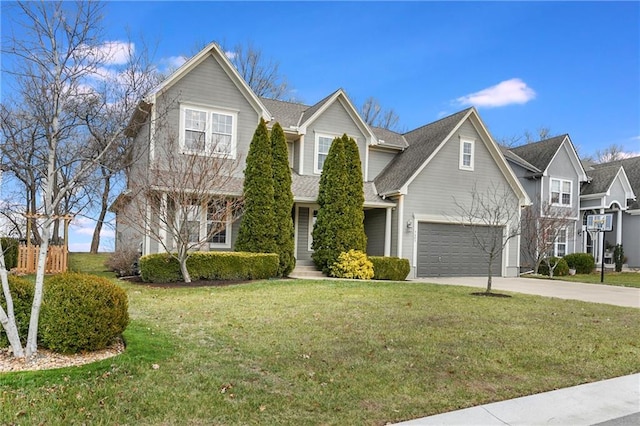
[581,157,637,267]
[505,136,588,268]
[113,42,530,278]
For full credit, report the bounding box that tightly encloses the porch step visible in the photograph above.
[289,263,326,279]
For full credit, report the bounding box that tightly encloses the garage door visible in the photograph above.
[417,222,502,277]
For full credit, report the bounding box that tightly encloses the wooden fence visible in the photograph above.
[15,245,68,274]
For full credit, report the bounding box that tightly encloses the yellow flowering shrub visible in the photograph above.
[329,249,374,279]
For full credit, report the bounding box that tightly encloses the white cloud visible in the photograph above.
[161,55,188,72]
[69,242,91,252]
[98,41,134,66]
[455,78,536,108]
[225,50,237,60]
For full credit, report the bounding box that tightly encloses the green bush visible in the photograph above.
[613,244,624,272]
[329,250,374,280]
[1,238,19,270]
[563,253,595,274]
[40,273,129,354]
[0,275,34,347]
[139,252,279,283]
[369,256,411,281]
[538,257,569,277]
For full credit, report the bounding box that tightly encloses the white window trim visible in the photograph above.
[459,138,475,171]
[554,228,568,257]
[550,178,572,207]
[308,208,318,251]
[314,133,336,174]
[179,103,238,159]
[175,201,232,249]
[206,203,232,249]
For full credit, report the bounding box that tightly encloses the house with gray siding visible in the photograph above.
[113,42,530,279]
[504,136,588,270]
[581,157,637,267]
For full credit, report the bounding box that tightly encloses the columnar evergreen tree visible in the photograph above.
[312,134,366,273]
[270,123,296,276]
[235,118,276,253]
[343,135,367,251]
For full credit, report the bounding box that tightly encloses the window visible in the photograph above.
[551,178,572,206]
[180,105,237,158]
[178,203,201,243]
[176,200,232,248]
[207,200,231,247]
[315,135,334,173]
[459,139,474,171]
[554,228,567,257]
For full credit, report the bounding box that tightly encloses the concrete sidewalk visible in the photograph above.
[395,373,640,425]
[395,276,640,425]
[412,276,640,308]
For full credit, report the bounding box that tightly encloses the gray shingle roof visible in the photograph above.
[591,156,640,209]
[291,172,393,207]
[371,126,408,149]
[374,108,472,195]
[509,135,567,172]
[501,145,542,174]
[300,90,340,125]
[259,98,308,128]
[580,165,621,196]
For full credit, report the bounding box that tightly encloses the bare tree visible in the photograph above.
[0,1,149,358]
[520,201,574,275]
[498,126,553,148]
[454,184,521,293]
[120,137,244,283]
[359,97,400,131]
[227,42,291,100]
[81,37,161,253]
[594,143,626,164]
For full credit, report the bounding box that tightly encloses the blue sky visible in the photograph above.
[2,1,639,251]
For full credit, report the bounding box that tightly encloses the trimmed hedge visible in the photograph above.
[538,257,569,277]
[41,273,129,354]
[563,253,595,274]
[369,256,411,281]
[139,251,279,283]
[0,275,34,347]
[1,238,19,270]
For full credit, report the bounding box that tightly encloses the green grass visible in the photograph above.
[67,252,112,274]
[2,254,639,425]
[528,272,640,288]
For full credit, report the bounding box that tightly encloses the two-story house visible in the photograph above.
[580,157,637,267]
[503,136,588,269]
[113,42,530,279]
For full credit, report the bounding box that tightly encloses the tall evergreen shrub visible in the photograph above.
[312,134,366,272]
[270,123,295,276]
[235,118,276,253]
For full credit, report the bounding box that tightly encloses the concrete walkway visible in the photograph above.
[393,276,640,425]
[412,276,640,308]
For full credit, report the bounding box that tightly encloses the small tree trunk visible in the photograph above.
[90,171,111,253]
[0,244,25,358]
[26,219,52,357]
[486,256,493,293]
[179,257,191,283]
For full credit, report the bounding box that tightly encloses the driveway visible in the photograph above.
[412,276,640,308]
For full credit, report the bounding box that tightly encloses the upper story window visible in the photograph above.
[180,104,237,158]
[315,134,334,174]
[459,139,475,171]
[551,178,572,206]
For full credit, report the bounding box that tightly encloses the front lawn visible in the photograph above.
[2,275,639,424]
[528,271,640,288]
